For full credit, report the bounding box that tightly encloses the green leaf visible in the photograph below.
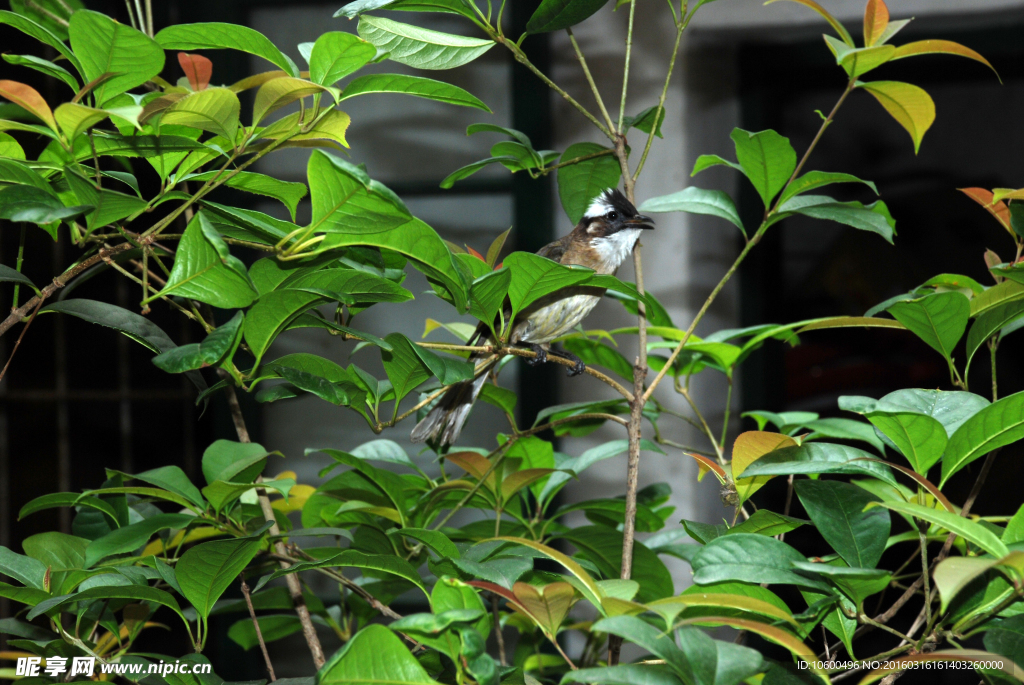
[17,493,118,525]
[63,169,148,230]
[558,526,673,603]
[526,0,611,33]
[243,290,324,366]
[201,439,270,485]
[728,509,807,538]
[147,88,241,143]
[942,391,1024,486]
[777,170,878,206]
[795,480,889,569]
[186,171,306,222]
[561,337,632,380]
[984,615,1024,669]
[309,31,377,85]
[777,195,895,243]
[229,614,301,651]
[0,10,83,74]
[382,332,473,402]
[0,132,25,159]
[68,10,164,106]
[858,80,936,154]
[307,150,412,234]
[203,478,293,514]
[867,412,947,474]
[562,665,684,685]
[3,54,79,92]
[336,0,481,20]
[0,263,35,291]
[867,500,1009,557]
[357,15,494,70]
[887,292,971,362]
[256,549,427,597]
[843,388,990,437]
[319,623,440,685]
[28,585,190,638]
[131,465,206,508]
[251,76,329,126]
[154,213,257,308]
[469,267,511,328]
[389,528,459,559]
[640,187,744,235]
[440,156,519,189]
[0,185,91,225]
[621,105,666,139]
[0,546,47,589]
[557,142,620,224]
[156,23,299,77]
[538,439,663,505]
[730,128,797,209]
[691,534,830,591]
[504,251,594,318]
[38,299,208,394]
[933,554,1024,612]
[84,513,195,567]
[176,532,266,620]
[340,73,490,111]
[152,312,243,375]
[966,299,1024,376]
[313,448,407,516]
[739,442,898,487]
[54,103,114,142]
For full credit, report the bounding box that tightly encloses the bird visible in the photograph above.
[411,188,655,447]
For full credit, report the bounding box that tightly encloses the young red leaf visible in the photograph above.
[863,0,889,47]
[178,52,213,91]
[958,188,1014,237]
[465,245,485,262]
[0,80,57,131]
[985,249,1006,283]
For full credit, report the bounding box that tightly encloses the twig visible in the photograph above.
[617,0,637,132]
[680,388,724,463]
[0,243,135,339]
[566,28,616,133]
[491,594,507,666]
[240,577,276,681]
[219,374,326,669]
[0,297,44,383]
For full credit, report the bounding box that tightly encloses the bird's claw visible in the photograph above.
[567,360,586,377]
[526,344,547,366]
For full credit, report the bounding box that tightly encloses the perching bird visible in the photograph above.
[411,188,655,447]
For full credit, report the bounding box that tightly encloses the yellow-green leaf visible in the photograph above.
[796,316,906,333]
[54,103,109,141]
[858,80,935,154]
[891,40,999,80]
[494,536,603,610]
[649,592,799,628]
[765,0,853,46]
[154,88,241,143]
[253,76,330,125]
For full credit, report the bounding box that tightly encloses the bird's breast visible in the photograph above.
[513,288,603,344]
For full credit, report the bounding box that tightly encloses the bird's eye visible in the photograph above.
[606,211,618,221]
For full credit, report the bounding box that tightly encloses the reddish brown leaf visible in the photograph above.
[863,0,889,47]
[465,245,486,262]
[891,40,1000,80]
[959,187,1014,236]
[0,80,56,131]
[985,249,1006,284]
[177,52,213,91]
[683,452,725,483]
[855,457,955,513]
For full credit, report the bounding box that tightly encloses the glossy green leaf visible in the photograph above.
[469,267,511,328]
[795,480,889,569]
[389,528,459,559]
[868,412,947,474]
[0,10,83,74]
[357,15,494,70]
[730,128,796,209]
[777,195,895,243]
[526,0,611,33]
[17,493,118,525]
[0,185,91,225]
[3,54,79,92]
[942,391,1024,485]
[63,169,148,230]
[559,526,673,603]
[186,171,307,221]
[309,31,377,85]
[307,150,412,234]
[152,313,244,374]
[177,532,266,619]
[0,264,35,291]
[440,156,519,189]
[256,549,426,596]
[201,439,270,485]
[867,500,1009,557]
[562,665,684,685]
[984,615,1024,669]
[557,142,620,224]
[68,10,164,106]
[147,88,241,142]
[319,623,440,685]
[843,388,990,436]
[340,73,490,111]
[84,513,195,567]
[156,23,299,76]
[154,213,257,308]
[0,546,47,589]
[691,534,829,591]
[129,465,206,508]
[886,292,970,364]
[778,170,878,206]
[504,251,594,318]
[336,0,481,20]
[0,133,25,160]
[640,187,744,235]
[739,442,898,487]
[382,332,473,402]
[622,105,666,139]
[562,337,632,380]
[966,299,1024,376]
[727,509,806,538]
[28,585,190,638]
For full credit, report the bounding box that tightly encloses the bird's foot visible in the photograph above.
[525,344,548,366]
[548,348,587,377]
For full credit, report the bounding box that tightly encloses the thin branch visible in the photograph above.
[219,374,326,669]
[491,594,507,666]
[241,578,276,681]
[680,388,724,463]
[617,0,637,131]
[0,297,44,383]
[566,28,616,133]
[633,18,684,185]
[0,243,135,339]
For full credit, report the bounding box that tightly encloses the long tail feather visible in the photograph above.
[410,359,494,446]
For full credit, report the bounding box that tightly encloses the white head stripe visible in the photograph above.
[584,194,615,220]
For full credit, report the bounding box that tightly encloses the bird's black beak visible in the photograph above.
[626,214,655,230]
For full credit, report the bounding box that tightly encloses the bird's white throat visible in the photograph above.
[592,228,642,272]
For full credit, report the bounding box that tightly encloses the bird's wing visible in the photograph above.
[535,235,571,262]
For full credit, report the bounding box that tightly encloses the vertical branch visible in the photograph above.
[218,373,327,669]
[566,28,616,133]
[12,225,25,312]
[241,577,277,681]
[617,0,637,131]
[491,594,507,666]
